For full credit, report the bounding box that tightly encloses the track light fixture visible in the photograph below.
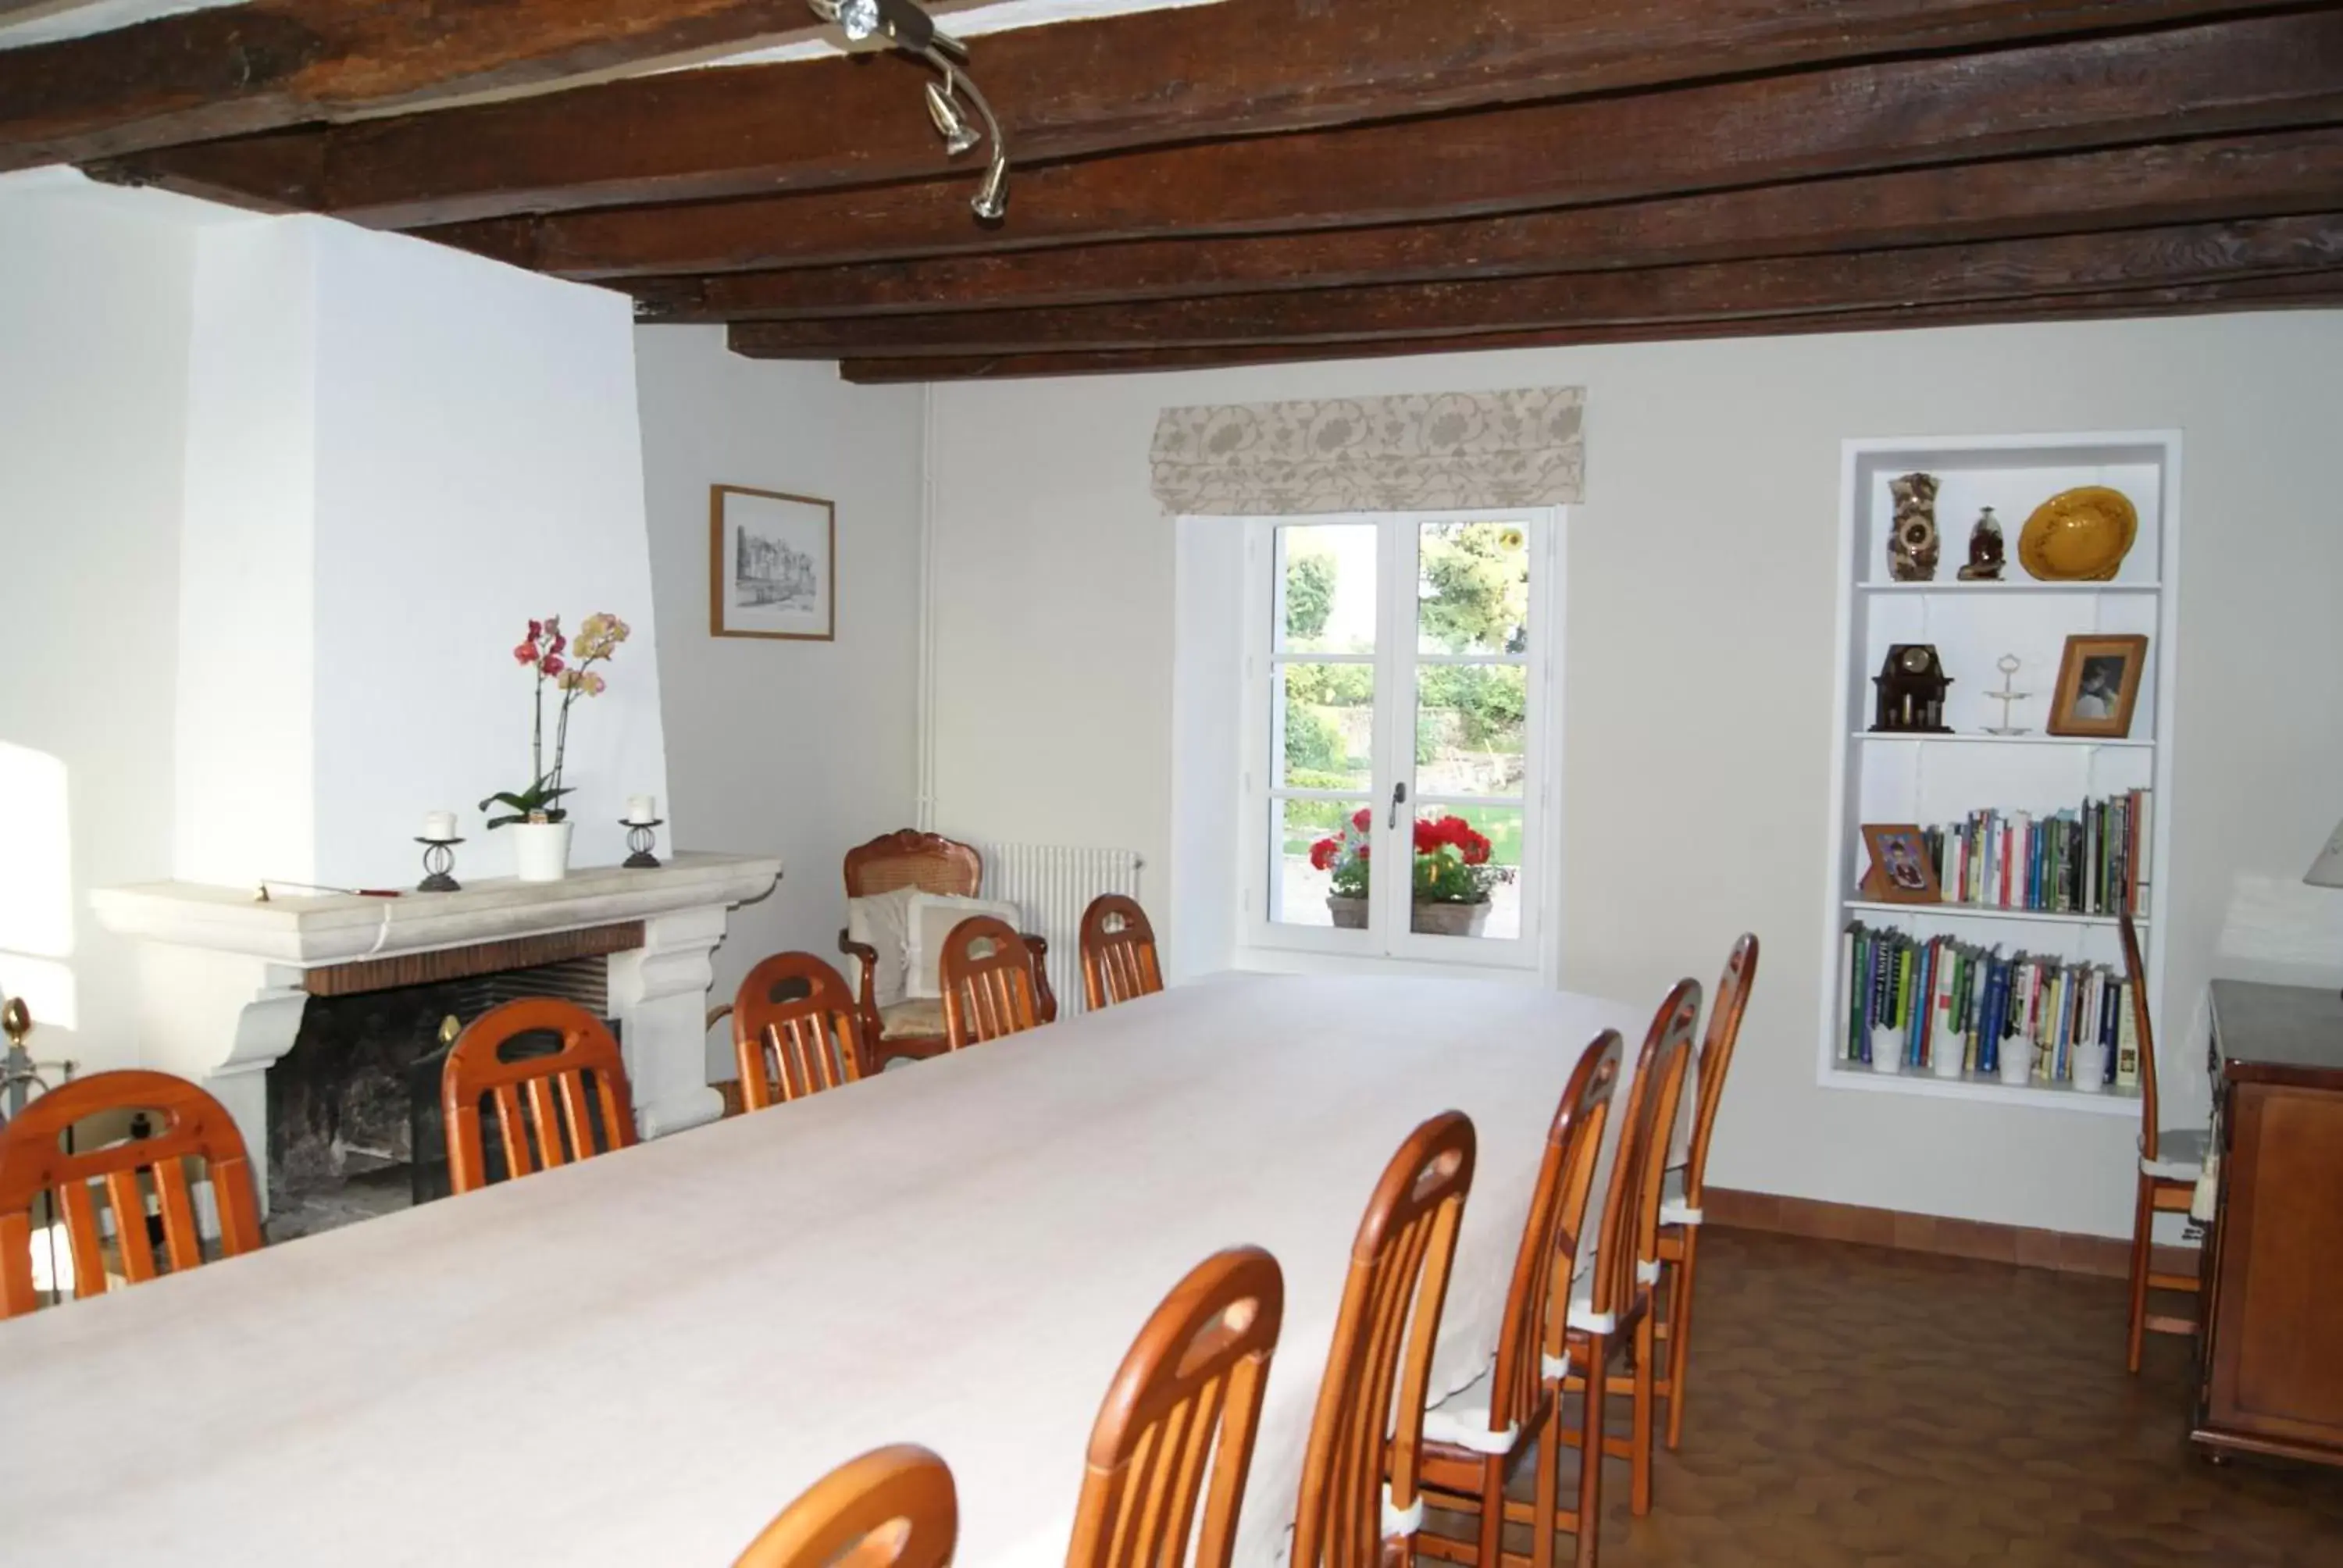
[808,0,1010,221]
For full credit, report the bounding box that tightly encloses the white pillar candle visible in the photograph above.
[423,810,457,841]
[626,795,658,825]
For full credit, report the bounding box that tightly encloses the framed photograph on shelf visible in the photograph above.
[2046,633,2147,737]
[709,484,835,642]
[1860,822,1941,904]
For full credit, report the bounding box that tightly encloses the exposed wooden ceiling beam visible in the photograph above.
[829,272,2343,381]
[633,130,2343,322]
[726,216,2343,357]
[421,13,2343,280]
[78,0,2275,228]
[0,0,832,172]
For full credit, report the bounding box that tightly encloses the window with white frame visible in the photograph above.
[1239,511,1560,971]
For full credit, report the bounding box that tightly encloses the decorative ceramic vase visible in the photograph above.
[1410,900,1491,937]
[512,819,573,883]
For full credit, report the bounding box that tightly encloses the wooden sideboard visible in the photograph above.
[2194,981,2343,1467]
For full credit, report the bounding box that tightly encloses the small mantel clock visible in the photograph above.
[1870,643,1953,732]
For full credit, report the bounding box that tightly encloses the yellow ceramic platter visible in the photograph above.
[2018,486,2138,582]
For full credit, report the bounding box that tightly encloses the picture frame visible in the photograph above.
[2045,633,2148,737]
[1860,822,1942,904]
[709,484,835,641]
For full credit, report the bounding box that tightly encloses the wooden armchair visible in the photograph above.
[837,829,1057,1071]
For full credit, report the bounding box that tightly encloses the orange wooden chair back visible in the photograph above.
[940,914,1043,1049]
[2119,914,2163,1160]
[1680,934,1758,1213]
[0,1069,263,1318]
[733,1444,958,1568]
[1293,1110,1477,1568]
[1473,1032,1621,1441]
[441,998,637,1195]
[1068,1245,1286,1568]
[1582,983,1699,1328]
[733,952,868,1110]
[1079,894,1164,1011]
[843,829,983,900]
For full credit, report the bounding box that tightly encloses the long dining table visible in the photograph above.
[0,974,1647,1566]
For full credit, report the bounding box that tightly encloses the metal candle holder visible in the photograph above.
[622,818,665,870]
[415,836,464,893]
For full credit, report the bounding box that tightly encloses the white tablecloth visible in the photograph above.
[0,975,1643,1566]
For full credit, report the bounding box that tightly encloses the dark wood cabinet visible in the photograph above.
[2193,982,2343,1467]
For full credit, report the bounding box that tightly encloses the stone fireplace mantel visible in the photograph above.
[92,853,782,1192]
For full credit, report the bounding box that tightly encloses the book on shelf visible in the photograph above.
[1840,919,2132,1089]
[1914,788,2152,918]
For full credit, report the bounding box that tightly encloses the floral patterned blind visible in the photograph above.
[1148,386,1585,515]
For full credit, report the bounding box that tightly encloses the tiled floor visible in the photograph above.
[1428,1228,2343,1566]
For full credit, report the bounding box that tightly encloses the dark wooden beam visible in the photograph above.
[725,215,2343,358]
[0,0,829,173]
[425,13,2343,280]
[80,0,2276,228]
[633,130,2343,322]
[831,272,2343,382]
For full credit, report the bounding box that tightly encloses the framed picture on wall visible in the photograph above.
[710,484,835,641]
[2046,633,2148,737]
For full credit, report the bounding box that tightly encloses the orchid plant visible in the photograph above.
[480,611,629,829]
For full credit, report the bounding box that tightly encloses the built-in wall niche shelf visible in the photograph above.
[1843,900,2149,929]
[1821,430,2179,1114]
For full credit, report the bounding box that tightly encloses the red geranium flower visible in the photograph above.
[1308,836,1340,871]
[1351,806,1372,832]
[1461,832,1492,866]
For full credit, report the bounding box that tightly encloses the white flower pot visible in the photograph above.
[1998,1040,2035,1086]
[2074,1039,2109,1093]
[1931,1043,1965,1079]
[512,820,573,882]
[1869,1025,1903,1074]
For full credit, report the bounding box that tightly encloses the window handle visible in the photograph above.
[1388,781,1409,829]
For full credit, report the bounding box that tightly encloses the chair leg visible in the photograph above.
[1532,1396,1559,1568]
[1664,1231,1699,1452]
[1475,1453,1503,1568]
[2126,1172,2154,1374]
[1575,1336,1607,1568]
[1631,1306,1656,1516]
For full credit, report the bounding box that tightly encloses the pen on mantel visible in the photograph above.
[253,881,405,901]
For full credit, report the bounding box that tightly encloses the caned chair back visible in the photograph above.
[1067,1246,1286,1568]
[732,1445,958,1568]
[940,915,1043,1049]
[843,829,982,900]
[1293,1110,1477,1568]
[1584,982,1699,1327]
[2120,914,2161,1159]
[1680,933,1758,1211]
[1475,1032,1621,1440]
[733,953,867,1110]
[0,1070,263,1318]
[1079,894,1164,1011]
[441,998,637,1195]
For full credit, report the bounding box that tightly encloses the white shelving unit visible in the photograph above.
[1820,432,2180,1117]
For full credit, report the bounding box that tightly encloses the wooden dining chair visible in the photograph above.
[2121,913,2202,1372]
[0,1069,263,1318]
[1418,1032,1622,1568]
[441,998,637,1195]
[1653,932,1758,1450]
[1293,1110,1477,1568]
[838,829,1057,1068]
[1554,980,1699,1539]
[731,1444,958,1568]
[732,952,868,1111]
[940,914,1047,1050]
[1068,1245,1286,1568]
[1079,893,1164,1012]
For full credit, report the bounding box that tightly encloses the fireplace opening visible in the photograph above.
[266,957,616,1241]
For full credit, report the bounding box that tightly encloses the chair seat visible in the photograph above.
[1422,1392,1519,1457]
[878,998,946,1039]
[2141,1124,2209,1181]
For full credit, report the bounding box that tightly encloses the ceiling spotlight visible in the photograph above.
[925,77,981,157]
[971,154,1008,222]
[807,0,880,44]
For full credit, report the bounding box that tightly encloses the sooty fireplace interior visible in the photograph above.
[266,957,615,1240]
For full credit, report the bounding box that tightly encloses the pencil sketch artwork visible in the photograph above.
[711,486,834,641]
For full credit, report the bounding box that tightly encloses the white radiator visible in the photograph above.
[973,842,1145,1015]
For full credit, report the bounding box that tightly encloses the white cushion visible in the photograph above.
[1541,1348,1573,1381]
[903,893,1025,1000]
[2141,1124,2209,1181]
[1635,1257,1660,1287]
[1660,1199,1703,1227]
[877,998,946,1040]
[1565,1272,1613,1336]
[1422,1372,1519,1456]
[844,887,919,1008]
[1381,1486,1421,1539]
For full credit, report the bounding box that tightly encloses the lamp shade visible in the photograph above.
[2306,818,2343,888]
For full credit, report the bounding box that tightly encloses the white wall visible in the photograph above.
[633,328,924,1078]
[0,175,198,1071]
[924,312,2343,1238]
